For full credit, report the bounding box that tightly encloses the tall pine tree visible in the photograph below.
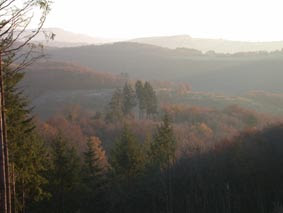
[144,82,157,118]
[135,81,146,119]
[3,56,49,213]
[150,113,176,169]
[110,126,145,180]
[106,88,124,122]
[150,114,176,213]
[81,136,109,213]
[122,83,136,116]
[109,126,146,212]
[46,134,81,213]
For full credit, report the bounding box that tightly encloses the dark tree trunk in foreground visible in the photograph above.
[0,52,11,213]
[0,52,7,213]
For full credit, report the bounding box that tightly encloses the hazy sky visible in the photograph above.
[44,0,283,41]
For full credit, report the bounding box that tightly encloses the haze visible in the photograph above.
[44,0,283,41]
[3,0,283,212]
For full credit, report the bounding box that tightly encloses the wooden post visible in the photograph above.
[0,51,7,213]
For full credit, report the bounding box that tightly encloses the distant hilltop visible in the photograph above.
[23,28,120,47]
[23,28,283,53]
[131,35,283,53]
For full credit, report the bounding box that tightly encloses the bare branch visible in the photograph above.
[0,0,16,11]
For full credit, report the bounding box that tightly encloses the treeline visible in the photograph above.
[39,100,274,156]
[31,114,177,213]
[34,117,283,213]
[176,47,283,57]
[105,81,158,121]
[169,124,283,213]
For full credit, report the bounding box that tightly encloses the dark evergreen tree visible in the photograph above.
[122,83,137,116]
[46,134,81,213]
[106,88,124,122]
[144,82,157,118]
[150,113,176,169]
[135,80,146,119]
[3,57,49,213]
[149,114,176,213]
[81,136,109,213]
[110,126,145,179]
[109,126,146,213]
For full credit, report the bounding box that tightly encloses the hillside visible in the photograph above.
[17,59,283,119]
[23,60,124,93]
[47,42,283,94]
[22,61,125,118]
[131,35,283,53]
[18,44,283,118]
[159,90,283,116]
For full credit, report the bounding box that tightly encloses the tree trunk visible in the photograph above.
[11,164,15,213]
[0,56,11,213]
[0,52,7,213]
[21,183,25,213]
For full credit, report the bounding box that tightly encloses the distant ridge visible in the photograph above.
[25,28,118,47]
[46,42,283,94]
[26,28,283,52]
[131,35,283,53]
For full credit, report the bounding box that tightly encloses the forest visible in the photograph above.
[5,70,283,212]
[1,0,283,213]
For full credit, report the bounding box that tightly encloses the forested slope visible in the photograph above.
[47,42,283,94]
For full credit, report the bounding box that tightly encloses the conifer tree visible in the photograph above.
[144,82,157,118]
[110,126,145,180]
[135,81,146,119]
[122,83,136,116]
[106,88,124,122]
[150,114,176,213]
[47,134,81,213]
[150,113,176,170]
[81,136,109,213]
[84,136,108,176]
[3,57,49,212]
[109,126,147,212]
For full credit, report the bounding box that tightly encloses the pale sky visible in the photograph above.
[44,0,283,41]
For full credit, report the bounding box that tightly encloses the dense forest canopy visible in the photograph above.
[1,41,282,213]
[1,1,283,212]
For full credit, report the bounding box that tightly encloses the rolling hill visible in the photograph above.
[46,42,283,94]
[131,35,283,53]
[22,61,125,118]
[15,54,283,119]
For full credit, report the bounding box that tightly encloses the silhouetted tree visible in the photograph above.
[122,83,137,116]
[110,126,145,180]
[135,81,146,119]
[144,82,157,118]
[46,134,81,213]
[106,88,124,122]
[81,136,109,213]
